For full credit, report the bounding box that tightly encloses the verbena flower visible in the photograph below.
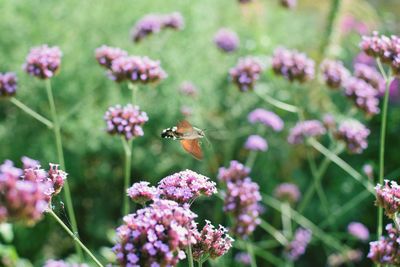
[95,45,128,69]
[108,55,167,84]
[343,77,380,116]
[368,224,400,265]
[214,28,240,53]
[162,12,184,30]
[179,81,198,97]
[335,120,370,154]
[0,72,17,97]
[43,260,88,267]
[157,170,217,204]
[104,104,148,140]
[322,113,336,130]
[113,199,197,266]
[287,120,326,144]
[280,0,297,9]
[328,250,362,267]
[235,252,251,265]
[375,180,400,218]
[229,57,263,92]
[363,164,374,179]
[180,105,193,117]
[272,47,315,82]
[274,183,301,204]
[21,156,40,169]
[286,228,312,261]
[218,160,250,183]
[320,59,349,89]
[347,222,370,241]
[353,52,376,67]
[244,135,268,151]
[127,182,158,205]
[354,63,384,92]
[23,45,62,79]
[47,164,67,195]
[247,108,284,131]
[192,220,234,261]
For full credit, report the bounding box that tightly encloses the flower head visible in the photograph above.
[274,183,301,204]
[47,164,67,196]
[247,108,284,131]
[363,164,374,179]
[104,104,148,140]
[179,81,198,97]
[127,182,158,205]
[229,57,263,92]
[328,250,362,267]
[158,170,217,204]
[23,45,62,79]
[95,45,128,69]
[347,222,370,241]
[322,113,336,130]
[214,28,240,53]
[0,72,17,97]
[354,63,385,92]
[218,160,250,183]
[343,77,380,116]
[287,120,326,144]
[335,120,370,154]
[286,228,312,260]
[272,47,315,82]
[244,135,268,151]
[320,59,349,89]
[280,0,297,9]
[162,12,184,30]
[21,156,40,169]
[235,252,251,265]
[375,180,400,218]
[368,224,400,265]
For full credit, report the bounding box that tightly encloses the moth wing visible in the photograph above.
[180,139,203,160]
[176,120,194,134]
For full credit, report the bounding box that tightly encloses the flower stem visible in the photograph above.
[254,87,298,113]
[48,210,104,267]
[246,241,257,267]
[121,138,132,215]
[10,97,53,128]
[259,219,288,246]
[245,150,257,169]
[128,83,138,105]
[319,0,342,57]
[45,79,82,259]
[187,242,194,267]
[197,260,203,267]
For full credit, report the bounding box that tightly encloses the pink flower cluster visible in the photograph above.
[0,72,17,97]
[335,120,370,154]
[23,45,62,79]
[343,77,380,116]
[328,250,362,267]
[218,160,250,183]
[375,180,400,218]
[95,45,128,69]
[247,108,284,132]
[285,228,312,260]
[157,170,217,204]
[43,260,88,267]
[280,0,297,9]
[287,120,326,145]
[354,63,384,93]
[0,159,66,225]
[214,28,240,53]
[179,81,198,97]
[272,47,315,83]
[368,224,400,265]
[347,222,370,241]
[244,135,268,151]
[104,104,148,140]
[274,183,301,204]
[320,59,349,89]
[230,57,263,92]
[127,181,158,205]
[113,199,197,266]
[192,220,234,261]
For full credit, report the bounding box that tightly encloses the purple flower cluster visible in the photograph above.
[280,0,297,9]
[244,135,268,151]
[287,120,326,144]
[354,63,384,93]
[328,250,362,267]
[0,72,17,97]
[192,220,234,261]
[95,45,128,69]
[368,224,400,265]
[274,183,301,204]
[179,81,198,97]
[127,182,158,205]
[214,28,240,53]
[322,113,336,130]
[0,160,66,225]
[229,57,263,92]
[335,120,370,154]
[375,180,400,218]
[363,164,374,180]
[272,47,315,83]
[247,108,284,131]
[218,160,250,183]
[347,222,370,241]
[132,12,184,43]
[43,260,88,267]
[235,252,251,265]
[320,59,349,89]
[113,199,197,266]
[360,32,400,75]
[343,77,380,116]
[286,228,312,261]
[104,104,148,140]
[157,170,217,204]
[23,45,62,79]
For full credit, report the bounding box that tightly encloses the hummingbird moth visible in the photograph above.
[161,120,205,160]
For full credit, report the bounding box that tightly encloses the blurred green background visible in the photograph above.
[0,0,399,266]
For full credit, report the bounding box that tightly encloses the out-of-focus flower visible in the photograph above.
[157,170,217,204]
[347,222,370,241]
[274,183,301,204]
[127,182,158,205]
[179,81,198,97]
[104,104,148,140]
[43,260,89,267]
[218,160,250,183]
[375,180,400,218]
[368,224,400,265]
[180,105,193,117]
[272,47,315,83]
[353,52,375,67]
[340,15,369,35]
[322,114,336,130]
[389,78,400,103]
[0,72,17,97]
[113,199,197,266]
[0,160,66,225]
[192,220,233,261]
[162,12,184,30]
[343,77,380,116]
[335,119,370,154]
[214,28,240,53]
[238,0,253,3]
[244,135,268,151]
[363,164,374,180]
[247,108,284,131]
[280,0,297,9]
[286,228,312,261]
[23,45,62,79]
[287,120,326,145]
[328,250,362,267]
[235,252,251,265]
[230,57,263,92]
[320,59,349,89]
[354,63,384,92]
[21,156,39,169]
[108,55,167,83]
[95,45,128,69]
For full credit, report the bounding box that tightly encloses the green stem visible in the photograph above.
[121,138,132,215]
[319,0,342,57]
[45,80,82,259]
[234,241,285,266]
[197,260,203,267]
[254,88,298,113]
[245,150,258,169]
[48,210,104,267]
[259,219,288,246]
[10,97,53,128]
[281,202,292,239]
[246,241,257,267]
[187,242,194,267]
[128,83,138,105]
